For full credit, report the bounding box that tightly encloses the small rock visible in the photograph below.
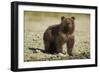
[36,50,41,53]
[58,53,67,57]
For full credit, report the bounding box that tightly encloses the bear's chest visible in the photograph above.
[59,32,68,42]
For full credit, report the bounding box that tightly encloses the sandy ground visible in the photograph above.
[24,11,90,62]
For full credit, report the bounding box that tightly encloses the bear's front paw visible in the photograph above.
[68,53,73,56]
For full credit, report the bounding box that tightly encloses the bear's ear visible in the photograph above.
[71,16,75,20]
[61,16,65,21]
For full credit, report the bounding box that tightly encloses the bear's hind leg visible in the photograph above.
[44,41,50,54]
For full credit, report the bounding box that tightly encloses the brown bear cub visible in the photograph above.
[43,16,75,56]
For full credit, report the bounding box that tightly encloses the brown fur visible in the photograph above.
[43,16,75,56]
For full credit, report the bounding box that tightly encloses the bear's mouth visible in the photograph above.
[68,24,73,28]
[62,26,68,33]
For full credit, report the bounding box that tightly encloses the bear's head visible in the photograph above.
[61,16,75,34]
